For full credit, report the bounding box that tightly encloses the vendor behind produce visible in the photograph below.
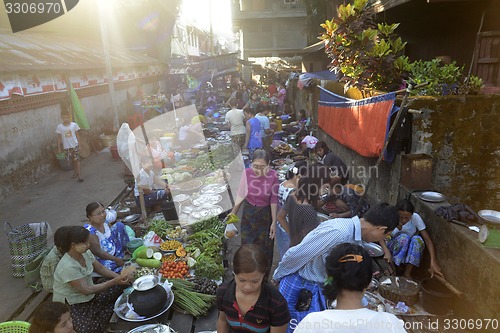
[134,156,171,208]
[52,226,133,333]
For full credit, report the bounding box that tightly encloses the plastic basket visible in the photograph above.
[0,321,31,333]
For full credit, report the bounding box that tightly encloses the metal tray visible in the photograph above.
[192,194,222,206]
[114,288,174,322]
[123,214,141,224]
[417,191,446,203]
[132,275,159,291]
[127,324,174,333]
[172,194,190,203]
[202,183,227,194]
[191,205,223,219]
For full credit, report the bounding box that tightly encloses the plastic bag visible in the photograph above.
[143,231,163,248]
[224,223,239,239]
[224,213,239,239]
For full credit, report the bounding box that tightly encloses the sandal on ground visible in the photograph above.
[78,178,84,183]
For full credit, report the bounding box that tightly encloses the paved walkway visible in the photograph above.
[0,149,127,322]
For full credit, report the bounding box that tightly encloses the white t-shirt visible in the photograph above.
[55,122,80,149]
[293,308,407,333]
[134,168,155,197]
[225,108,246,135]
[391,212,426,237]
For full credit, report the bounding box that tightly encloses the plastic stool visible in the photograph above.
[127,113,144,129]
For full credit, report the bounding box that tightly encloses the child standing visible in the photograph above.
[56,112,83,182]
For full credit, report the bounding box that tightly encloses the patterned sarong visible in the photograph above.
[279,272,326,333]
[241,201,274,268]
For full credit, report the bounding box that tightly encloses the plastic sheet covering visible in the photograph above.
[116,104,245,223]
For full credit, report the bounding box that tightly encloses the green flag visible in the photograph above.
[69,82,90,130]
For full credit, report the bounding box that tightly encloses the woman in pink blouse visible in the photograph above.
[230,149,279,277]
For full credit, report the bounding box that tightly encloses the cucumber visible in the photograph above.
[153,252,162,261]
[136,258,162,268]
[132,245,146,260]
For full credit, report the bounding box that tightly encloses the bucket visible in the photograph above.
[56,153,73,171]
[421,278,453,315]
[161,201,178,221]
[110,146,120,160]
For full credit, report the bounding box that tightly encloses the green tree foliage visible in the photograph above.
[320,0,410,92]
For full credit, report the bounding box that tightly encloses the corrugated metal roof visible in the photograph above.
[0,31,163,72]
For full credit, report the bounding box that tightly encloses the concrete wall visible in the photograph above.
[407,95,500,211]
[400,187,500,318]
[0,82,158,200]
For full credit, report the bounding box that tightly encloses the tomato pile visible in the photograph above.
[159,261,189,279]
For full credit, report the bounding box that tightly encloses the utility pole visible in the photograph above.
[98,1,120,130]
[209,0,214,54]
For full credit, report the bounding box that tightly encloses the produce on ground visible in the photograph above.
[191,277,218,295]
[160,240,183,251]
[136,258,162,268]
[135,267,158,279]
[170,278,216,317]
[159,261,189,279]
[148,218,173,239]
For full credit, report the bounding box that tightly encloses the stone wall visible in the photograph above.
[407,95,500,212]
[0,82,158,200]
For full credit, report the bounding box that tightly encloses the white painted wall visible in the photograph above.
[0,82,158,199]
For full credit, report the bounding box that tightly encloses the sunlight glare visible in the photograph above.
[180,0,232,34]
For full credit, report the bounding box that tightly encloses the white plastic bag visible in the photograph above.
[143,231,163,248]
[224,223,239,239]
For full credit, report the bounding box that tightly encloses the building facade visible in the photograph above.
[231,0,308,59]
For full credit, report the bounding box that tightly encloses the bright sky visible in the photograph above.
[180,0,232,34]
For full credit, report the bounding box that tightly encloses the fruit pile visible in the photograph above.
[160,240,183,251]
[159,261,189,279]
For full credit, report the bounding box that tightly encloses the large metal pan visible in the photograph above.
[478,210,500,226]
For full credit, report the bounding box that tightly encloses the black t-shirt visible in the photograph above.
[284,195,319,247]
[216,279,290,333]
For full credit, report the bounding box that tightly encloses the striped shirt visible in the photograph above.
[273,216,362,283]
[216,280,291,333]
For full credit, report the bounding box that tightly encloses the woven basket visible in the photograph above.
[379,276,420,306]
[5,222,49,277]
[0,321,31,333]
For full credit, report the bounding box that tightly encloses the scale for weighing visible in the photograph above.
[478,210,500,248]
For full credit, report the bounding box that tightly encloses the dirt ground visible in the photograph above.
[0,149,126,322]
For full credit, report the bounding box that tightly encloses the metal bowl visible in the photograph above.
[362,242,384,257]
[132,275,159,291]
[478,210,500,226]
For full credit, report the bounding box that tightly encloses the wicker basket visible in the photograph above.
[379,276,420,306]
[0,321,31,333]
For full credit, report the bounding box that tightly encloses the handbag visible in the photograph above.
[4,221,50,277]
[24,247,51,292]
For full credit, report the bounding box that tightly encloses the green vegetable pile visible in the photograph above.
[188,218,225,280]
[170,278,216,317]
[148,218,173,239]
[190,216,224,236]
